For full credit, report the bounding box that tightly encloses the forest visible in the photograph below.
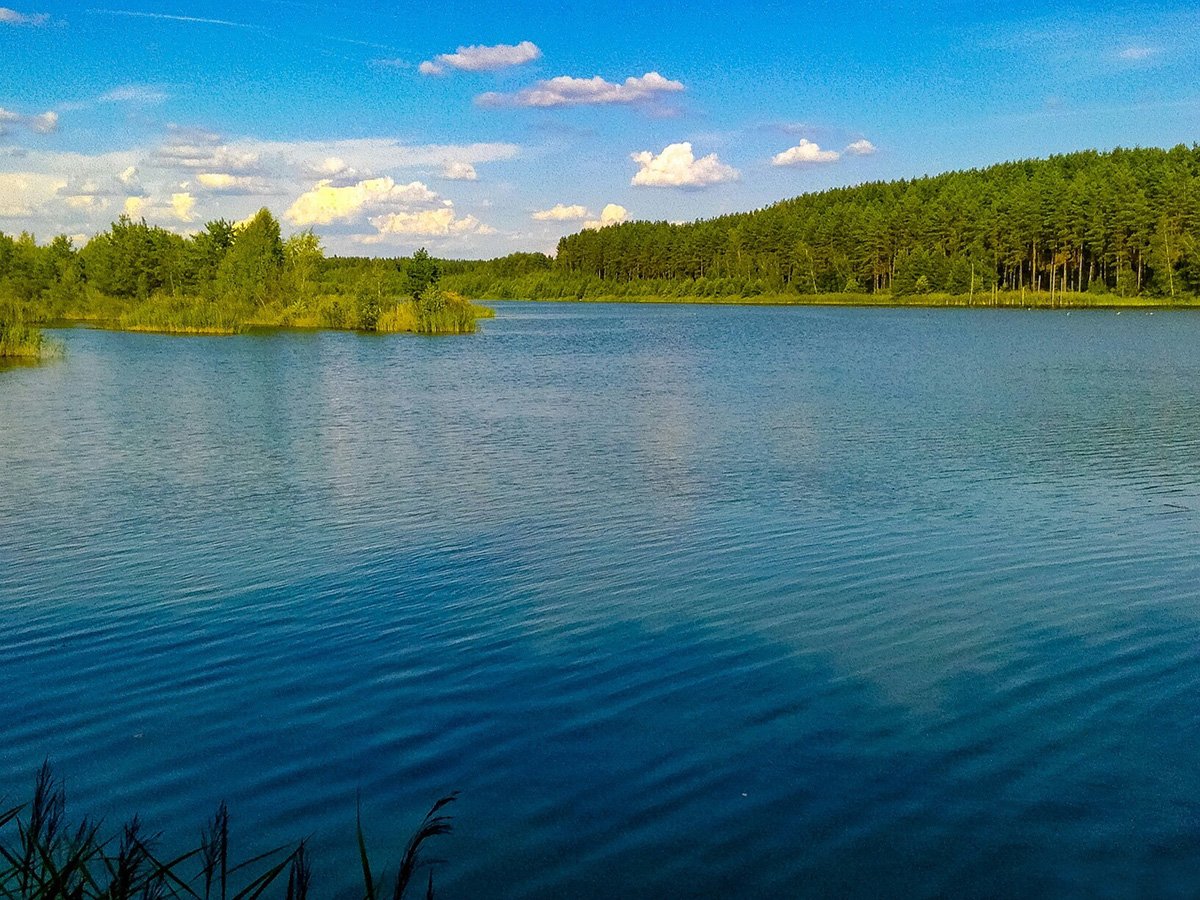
[442,146,1200,305]
[0,208,488,358]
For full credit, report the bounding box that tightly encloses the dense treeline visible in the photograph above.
[549,146,1200,300]
[0,209,488,354]
[436,146,1200,304]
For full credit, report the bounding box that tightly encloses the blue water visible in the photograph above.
[3,303,1200,897]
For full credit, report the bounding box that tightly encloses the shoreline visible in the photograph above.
[464,292,1200,311]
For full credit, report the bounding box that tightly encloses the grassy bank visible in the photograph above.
[1,763,456,899]
[0,319,45,358]
[54,288,492,337]
[463,289,1200,310]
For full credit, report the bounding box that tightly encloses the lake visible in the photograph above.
[2,302,1200,897]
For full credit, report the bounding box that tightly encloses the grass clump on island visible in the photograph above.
[0,299,61,360]
[0,762,457,899]
[0,212,491,341]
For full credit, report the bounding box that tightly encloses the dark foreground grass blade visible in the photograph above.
[357,795,376,900]
[392,793,458,900]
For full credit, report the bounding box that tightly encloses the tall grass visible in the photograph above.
[0,319,44,359]
[376,292,490,335]
[0,298,49,359]
[0,763,457,900]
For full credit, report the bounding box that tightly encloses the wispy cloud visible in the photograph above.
[87,9,255,29]
[100,84,170,104]
[370,57,410,69]
[478,71,683,109]
[1117,45,1161,61]
[420,40,541,76]
[0,7,49,26]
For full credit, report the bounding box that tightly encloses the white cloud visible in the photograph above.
[0,131,516,254]
[64,194,109,211]
[0,7,49,26]
[194,172,280,195]
[845,139,877,156]
[478,71,684,108]
[441,161,478,181]
[583,204,628,230]
[0,107,58,134]
[30,111,57,134]
[1118,46,1161,60]
[159,134,519,181]
[772,139,841,166]
[304,156,354,178]
[420,40,541,76]
[368,205,494,237]
[533,203,589,221]
[0,172,66,217]
[285,177,439,225]
[630,142,738,187]
[171,192,196,222]
[100,84,170,104]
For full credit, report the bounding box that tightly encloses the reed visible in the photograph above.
[0,763,457,900]
[375,292,490,335]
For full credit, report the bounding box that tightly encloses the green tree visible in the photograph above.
[405,248,440,302]
[217,209,284,306]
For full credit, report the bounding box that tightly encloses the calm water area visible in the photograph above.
[2,302,1200,896]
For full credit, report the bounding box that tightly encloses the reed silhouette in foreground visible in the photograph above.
[0,763,457,900]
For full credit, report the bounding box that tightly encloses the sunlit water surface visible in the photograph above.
[3,303,1200,897]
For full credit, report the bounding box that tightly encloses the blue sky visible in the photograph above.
[1,0,1198,256]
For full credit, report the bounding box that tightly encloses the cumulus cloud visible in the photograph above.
[55,169,148,212]
[0,7,49,25]
[771,139,841,166]
[441,161,478,181]
[0,107,58,135]
[171,192,196,222]
[0,131,514,252]
[583,204,628,230]
[630,142,738,188]
[845,139,877,156]
[420,40,541,76]
[532,203,589,221]
[0,173,65,216]
[285,177,440,225]
[368,205,494,236]
[63,193,109,211]
[478,71,683,108]
[153,129,263,174]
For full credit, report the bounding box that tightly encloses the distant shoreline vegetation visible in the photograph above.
[5,146,1200,359]
[440,146,1200,308]
[0,210,491,357]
